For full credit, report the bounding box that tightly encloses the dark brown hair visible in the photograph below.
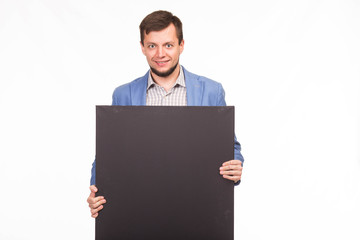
[139,10,183,45]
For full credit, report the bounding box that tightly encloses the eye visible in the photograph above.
[166,44,173,48]
[148,44,155,49]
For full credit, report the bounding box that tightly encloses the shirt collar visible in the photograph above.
[147,66,186,90]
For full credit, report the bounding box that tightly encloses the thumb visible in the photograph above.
[89,185,98,196]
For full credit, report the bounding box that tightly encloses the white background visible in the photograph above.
[0,0,359,239]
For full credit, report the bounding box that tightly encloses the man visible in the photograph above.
[87,10,244,218]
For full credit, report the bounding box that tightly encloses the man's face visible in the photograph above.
[141,24,184,78]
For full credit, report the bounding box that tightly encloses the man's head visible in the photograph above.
[139,10,183,46]
[140,10,184,79]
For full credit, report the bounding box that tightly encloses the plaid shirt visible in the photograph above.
[146,67,187,106]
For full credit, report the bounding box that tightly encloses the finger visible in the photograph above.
[222,160,232,166]
[91,212,99,218]
[89,185,98,193]
[220,170,242,176]
[91,204,104,216]
[222,160,242,166]
[89,198,107,209]
[88,195,105,205]
[88,192,95,200]
[91,204,103,215]
[222,174,241,182]
[220,165,243,171]
[88,196,105,205]
[88,185,98,200]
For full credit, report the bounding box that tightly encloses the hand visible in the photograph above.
[87,185,106,218]
[219,160,243,183]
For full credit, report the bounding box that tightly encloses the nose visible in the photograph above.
[157,46,165,58]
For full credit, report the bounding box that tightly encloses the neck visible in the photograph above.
[151,64,181,92]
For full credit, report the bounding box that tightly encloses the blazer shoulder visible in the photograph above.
[198,76,225,106]
[112,74,148,105]
[199,75,223,89]
[184,68,222,88]
[183,67,225,106]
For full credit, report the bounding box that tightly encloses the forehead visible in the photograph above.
[143,24,178,43]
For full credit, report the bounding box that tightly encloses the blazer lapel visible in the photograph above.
[130,71,149,106]
[183,67,203,106]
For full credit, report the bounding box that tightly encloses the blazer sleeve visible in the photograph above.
[216,83,244,163]
[90,159,96,185]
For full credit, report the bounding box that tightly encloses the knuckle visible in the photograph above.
[91,206,102,215]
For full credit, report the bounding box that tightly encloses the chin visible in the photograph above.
[150,62,179,78]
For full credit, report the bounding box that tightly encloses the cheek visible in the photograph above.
[143,52,151,60]
[148,54,154,60]
[168,50,179,58]
[146,51,156,59]
[146,55,154,64]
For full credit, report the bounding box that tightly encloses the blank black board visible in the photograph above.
[96,106,234,240]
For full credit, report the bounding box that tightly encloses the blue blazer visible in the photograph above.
[90,67,243,185]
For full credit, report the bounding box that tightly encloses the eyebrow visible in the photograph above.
[146,41,175,46]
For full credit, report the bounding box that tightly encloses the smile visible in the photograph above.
[154,60,170,66]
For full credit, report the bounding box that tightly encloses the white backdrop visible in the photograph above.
[0,0,359,239]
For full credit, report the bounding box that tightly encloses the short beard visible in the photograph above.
[150,61,179,78]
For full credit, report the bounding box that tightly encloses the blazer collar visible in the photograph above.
[130,66,203,106]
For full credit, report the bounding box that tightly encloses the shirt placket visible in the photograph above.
[161,87,174,105]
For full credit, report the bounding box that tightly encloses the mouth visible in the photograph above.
[154,60,169,66]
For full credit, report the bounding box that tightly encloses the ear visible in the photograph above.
[179,39,185,54]
[140,41,146,55]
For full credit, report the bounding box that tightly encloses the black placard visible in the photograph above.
[96,106,234,240]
